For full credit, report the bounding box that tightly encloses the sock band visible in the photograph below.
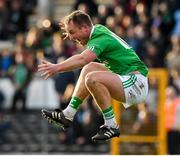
[69,96,83,109]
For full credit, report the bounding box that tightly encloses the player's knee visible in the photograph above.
[82,62,97,73]
[85,72,97,87]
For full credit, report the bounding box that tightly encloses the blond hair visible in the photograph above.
[63,10,93,27]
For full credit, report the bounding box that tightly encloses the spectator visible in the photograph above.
[0,0,9,40]
[172,10,180,36]
[7,0,27,38]
[0,89,4,109]
[143,41,163,68]
[125,26,141,52]
[11,53,33,112]
[0,48,14,77]
[165,86,180,154]
[73,0,98,17]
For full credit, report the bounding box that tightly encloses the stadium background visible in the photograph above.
[0,0,180,154]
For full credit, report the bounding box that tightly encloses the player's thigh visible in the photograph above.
[86,71,125,102]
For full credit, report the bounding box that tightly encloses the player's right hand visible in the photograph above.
[38,60,58,79]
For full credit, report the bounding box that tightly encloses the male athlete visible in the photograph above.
[38,10,149,142]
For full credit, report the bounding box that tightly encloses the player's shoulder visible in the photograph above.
[91,24,110,38]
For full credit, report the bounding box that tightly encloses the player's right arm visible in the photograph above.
[38,49,97,79]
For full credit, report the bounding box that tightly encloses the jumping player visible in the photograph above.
[38,10,149,142]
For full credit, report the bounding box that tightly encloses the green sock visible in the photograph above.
[102,106,118,128]
[102,106,115,120]
[69,96,83,109]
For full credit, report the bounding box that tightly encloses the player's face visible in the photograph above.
[66,20,91,46]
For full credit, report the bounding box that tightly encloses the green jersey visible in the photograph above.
[87,24,148,76]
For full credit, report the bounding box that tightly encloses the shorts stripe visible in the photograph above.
[123,75,137,89]
[123,75,136,86]
[122,75,135,85]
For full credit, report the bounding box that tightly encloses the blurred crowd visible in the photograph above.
[0,0,180,154]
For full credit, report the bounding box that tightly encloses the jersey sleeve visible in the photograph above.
[87,35,107,56]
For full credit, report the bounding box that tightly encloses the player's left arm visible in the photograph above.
[38,49,97,79]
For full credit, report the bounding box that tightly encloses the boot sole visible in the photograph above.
[41,110,66,131]
[92,134,120,143]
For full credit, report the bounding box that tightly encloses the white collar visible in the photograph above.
[89,25,95,39]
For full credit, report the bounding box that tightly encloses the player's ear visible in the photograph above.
[81,24,89,32]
